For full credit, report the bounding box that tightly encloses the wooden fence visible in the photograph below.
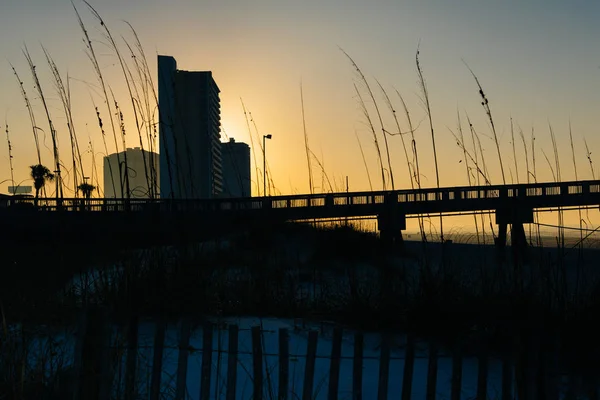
[74,310,571,400]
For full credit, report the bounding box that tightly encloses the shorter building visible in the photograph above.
[104,147,159,198]
[221,138,251,198]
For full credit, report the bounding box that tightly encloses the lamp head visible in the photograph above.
[264,134,272,139]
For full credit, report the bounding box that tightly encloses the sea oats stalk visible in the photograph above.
[83,0,139,199]
[510,117,519,183]
[341,48,394,189]
[530,127,543,245]
[23,46,62,200]
[309,148,334,193]
[250,109,267,193]
[121,37,154,197]
[569,121,584,297]
[4,121,15,190]
[112,97,130,197]
[467,114,494,241]
[380,80,428,239]
[353,83,386,190]
[73,2,124,197]
[448,117,493,243]
[549,124,564,247]
[9,63,42,166]
[355,131,373,191]
[93,104,117,197]
[241,98,261,195]
[300,81,314,195]
[448,122,491,186]
[456,110,480,245]
[416,47,443,242]
[584,138,595,180]
[549,122,567,300]
[396,89,427,241]
[377,81,414,189]
[88,138,101,197]
[464,62,506,185]
[518,126,535,245]
[518,127,530,184]
[43,47,86,196]
[248,108,277,194]
[126,22,168,196]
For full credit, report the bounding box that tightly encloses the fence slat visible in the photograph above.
[125,315,139,400]
[302,330,319,400]
[352,332,364,400]
[73,311,87,400]
[426,340,438,400]
[525,330,539,400]
[200,322,213,400]
[401,333,415,400]
[77,307,111,400]
[279,328,289,400]
[150,319,166,400]
[328,327,343,400]
[450,341,463,400]
[377,334,391,400]
[477,347,489,400]
[175,319,192,400]
[546,331,560,400]
[226,325,239,400]
[252,326,264,400]
[501,357,513,400]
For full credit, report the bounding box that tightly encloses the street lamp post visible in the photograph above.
[263,134,272,197]
[54,169,62,206]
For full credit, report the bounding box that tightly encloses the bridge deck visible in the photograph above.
[2,179,599,218]
[2,179,599,249]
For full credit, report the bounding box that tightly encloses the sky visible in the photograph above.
[1,0,599,231]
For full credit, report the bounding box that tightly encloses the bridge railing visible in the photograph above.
[6,179,599,213]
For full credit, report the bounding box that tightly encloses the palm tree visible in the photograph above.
[77,182,95,199]
[30,164,54,206]
[78,182,96,210]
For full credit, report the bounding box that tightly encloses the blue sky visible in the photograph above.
[0,0,599,211]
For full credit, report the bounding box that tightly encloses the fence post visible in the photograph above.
[252,326,264,400]
[124,315,139,400]
[76,307,111,400]
[175,319,192,400]
[72,311,86,400]
[226,325,239,400]
[477,344,489,400]
[200,322,213,400]
[401,333,415,400]
[302,330,318,400]
[150,319,166,400]
[525,328,539,400]
[352,332,364,400]
[328,327,343,400]
[425,339,438,400]
[450,341,463,400]
[279,328,289,400]
[377,333,391,400]
[501,356,513,400]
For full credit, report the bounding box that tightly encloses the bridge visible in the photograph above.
[2,179,599,252]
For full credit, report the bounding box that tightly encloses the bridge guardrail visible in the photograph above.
[5,179,599,213]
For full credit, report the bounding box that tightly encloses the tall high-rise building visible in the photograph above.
[158,55,222,199]
[221,138,251,197]
[103,147,159,198]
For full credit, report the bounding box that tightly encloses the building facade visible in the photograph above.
[103,147,159,198]
[221,138,251,198]
[158,55,222,199]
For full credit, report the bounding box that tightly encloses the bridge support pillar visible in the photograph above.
[377,211,406,251]
[495,208,534,262]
